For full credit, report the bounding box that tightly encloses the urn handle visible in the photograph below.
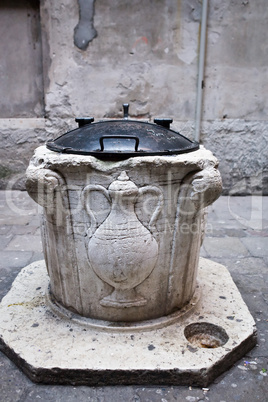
[139,186,164,232]
[82,185,111,237]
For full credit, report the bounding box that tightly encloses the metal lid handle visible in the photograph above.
[99,135,139,152]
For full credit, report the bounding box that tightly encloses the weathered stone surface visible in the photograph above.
[0,258,257,386]
[0,234,13,250]
[241,237,268,258]
[0,119,46,190]
[201,120,268,195]
[0,2,44,118]
[203,237,249,259]
[0,251,33,271]
[213,257,268,276]
[6,235,43,253]
[204,2,268,122]
[25,145,222,322]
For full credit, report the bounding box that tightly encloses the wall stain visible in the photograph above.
[74,0,97,50]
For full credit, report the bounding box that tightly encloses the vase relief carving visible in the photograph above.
[82,171,163,308]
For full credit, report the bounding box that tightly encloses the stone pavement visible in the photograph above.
[0,191,267,402]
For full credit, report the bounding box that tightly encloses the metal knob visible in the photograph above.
[123,104,129,119]
[154,118,173,129]
[75,117,94,127]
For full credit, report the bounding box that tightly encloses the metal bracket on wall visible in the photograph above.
[74,0,97,50]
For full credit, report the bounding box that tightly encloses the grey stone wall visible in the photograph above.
[0,0,267,193]
[201,120,267,195]
[201,1,268,194]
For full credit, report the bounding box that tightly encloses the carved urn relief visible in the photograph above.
[83,171,163,308]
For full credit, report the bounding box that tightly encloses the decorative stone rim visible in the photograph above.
[30,145,219,170]
[46,284,202,332]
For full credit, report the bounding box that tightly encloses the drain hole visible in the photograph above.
[184,322,229,349]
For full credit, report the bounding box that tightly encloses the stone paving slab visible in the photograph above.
[202,237,250,258]
[0,192,267,401]
[212,257,268,276]
[241,237,268,257]
[0,233,13,250]
[5,234,43,252]
[0,214,33,226]
[207,195,268,232]
[3,225,40,236]
[0,225,12,235]
[0,251,33,271]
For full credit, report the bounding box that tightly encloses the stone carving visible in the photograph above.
[25,166,83,314]
[25,145,222,322]
[82,171,163,307]
[166,164,222,312]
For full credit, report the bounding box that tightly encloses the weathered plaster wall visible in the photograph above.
[0,0,44,118]
[0,0,267,193]
[42,0,199,121]
[202,1,268,194]
[0,0,45,189]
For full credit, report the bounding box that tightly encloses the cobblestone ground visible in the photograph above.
[0,191,267,402]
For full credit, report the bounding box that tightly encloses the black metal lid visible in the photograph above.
[46,104,199,160]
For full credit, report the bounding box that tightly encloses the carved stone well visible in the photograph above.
[0,109,257,386]
[25,144,222,324]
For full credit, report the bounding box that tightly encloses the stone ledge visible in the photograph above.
[0,258,257,386]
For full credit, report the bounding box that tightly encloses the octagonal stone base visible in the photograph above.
[0,258,257,387]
